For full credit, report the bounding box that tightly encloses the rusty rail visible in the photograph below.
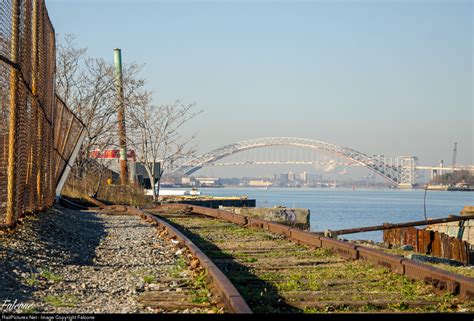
[325,214,474,237]
[96,204,252,314]
[151,203,474,299]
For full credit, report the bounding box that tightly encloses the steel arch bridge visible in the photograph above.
[171,137,413,185]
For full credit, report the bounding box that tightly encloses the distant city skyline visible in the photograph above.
[47,0,473,174]
[167,169,389,188]
[195,163,400,181]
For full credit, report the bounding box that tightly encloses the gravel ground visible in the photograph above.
[0,206,221,313]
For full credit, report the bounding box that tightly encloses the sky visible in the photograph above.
[46,0,473,175]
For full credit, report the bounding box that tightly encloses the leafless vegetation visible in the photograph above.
[127,96,201,200]
[56,34,200,202]
[62,172,150,207]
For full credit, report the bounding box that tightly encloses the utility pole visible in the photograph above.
[114,48,128,185]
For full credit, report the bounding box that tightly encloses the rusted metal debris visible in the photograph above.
[325,214,474,237]
[151,204,474,301]
[384,227,471,265]
[82,200,474,311]
[149,206,473,312]
[81,194,108,208]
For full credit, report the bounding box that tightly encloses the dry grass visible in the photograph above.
[62,172,152,207]
[355,241,474,278]
[157,211,472,313]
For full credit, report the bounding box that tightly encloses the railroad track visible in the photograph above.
[94,202,473,313]
[145,204,474,313]
[98,204,251,313]
[50,199,224,314]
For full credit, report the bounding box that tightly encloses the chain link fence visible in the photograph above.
[0,0,85,227]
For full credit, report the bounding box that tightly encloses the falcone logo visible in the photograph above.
[1,299,34,312]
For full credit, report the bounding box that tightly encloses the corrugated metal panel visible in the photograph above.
[384,227,470,265]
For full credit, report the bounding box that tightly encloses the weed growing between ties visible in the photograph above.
[363,243,474,279]
[158,210,470,313]
[166,247,220,311]
[143,275,156,284]
[43,294,79,308]
[25,267,63,286]
[190,271,212,304]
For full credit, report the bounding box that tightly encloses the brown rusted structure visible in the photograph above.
[151,203,474,300]
[113,48,128,185]
[384,227,471,265]
[326,214,474,237]
[0,0,84,227]
[73,197,474,311]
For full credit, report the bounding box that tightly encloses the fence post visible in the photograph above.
[28,0,39,211]
[36,3,44,210]
[6,0,21,226]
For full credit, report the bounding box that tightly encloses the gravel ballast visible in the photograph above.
[0,206,221,313]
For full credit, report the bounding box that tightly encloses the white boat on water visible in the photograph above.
[158,188,201,196]
[144,185,201,196]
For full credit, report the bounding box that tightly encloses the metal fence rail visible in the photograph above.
[0,0,84,227]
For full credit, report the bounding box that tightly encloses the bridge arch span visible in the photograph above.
[171,137,401,184]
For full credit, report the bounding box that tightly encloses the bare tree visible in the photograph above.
[56,34,147,184]
[56,34,86,106]
[128,95,201,200]
[56,34,199,200]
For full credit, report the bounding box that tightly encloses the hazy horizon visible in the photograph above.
[47,0,473,175]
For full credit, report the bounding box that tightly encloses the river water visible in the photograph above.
[199,187,473,242]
